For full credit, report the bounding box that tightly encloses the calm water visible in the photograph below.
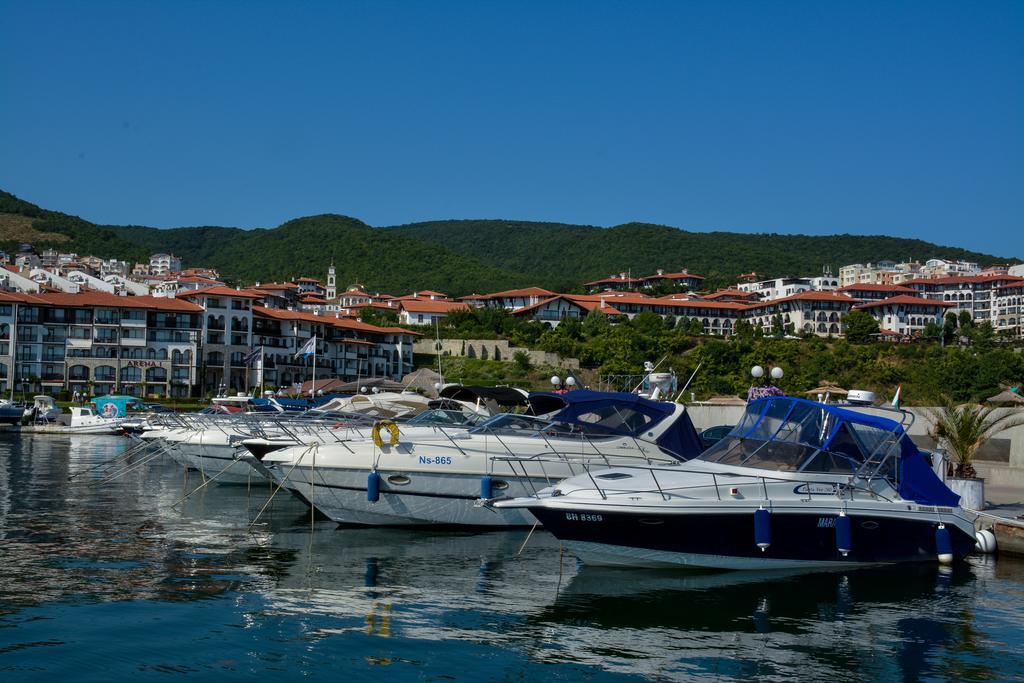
[1,436,1024,681]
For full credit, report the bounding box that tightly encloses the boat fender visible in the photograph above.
[372,420,400,448]
[935,524,954,564]
[480,475,493,500]
[975,529,997,554]
[367,471,381,503]
[754,508,771,551]
[836,512,853,557]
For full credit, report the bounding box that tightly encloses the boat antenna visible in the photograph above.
[674,362,703,402]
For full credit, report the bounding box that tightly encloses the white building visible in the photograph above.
[149,253,182,277]
[398,300,469,326]
[736,275,837,302]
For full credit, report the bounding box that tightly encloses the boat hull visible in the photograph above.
[261,463,540,527]
[166,442,264,485]
[527,505,978,569]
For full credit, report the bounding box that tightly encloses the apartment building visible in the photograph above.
[852,296,952,336]
[149,253,182,277]
[0,286,417,398]
[0,291,203,398]
[902,275,1024,325]
[252,307,417,388]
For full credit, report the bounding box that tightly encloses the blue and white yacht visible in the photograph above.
[494,395,976,569]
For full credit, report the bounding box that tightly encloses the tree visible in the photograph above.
[512,350,532,372]
[359,305,398,326]
[921,322,942,342]
[958,310,974,330]
[928,401,1024,478]
[770,313,785,337]
[631,311,665,336]
[733,319,755,339]
[843,310,879,344]
[943,312,958,345]
[581,308,610,338]
[969,321,995,351]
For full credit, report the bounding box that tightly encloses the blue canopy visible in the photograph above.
[533,390,703,461]
[741,397,960,507]
[91,395,141,418]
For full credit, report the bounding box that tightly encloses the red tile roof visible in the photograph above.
[642,271,705,281]
[837,283,916,293]
[251,282,299,291]
[399,300,469,314]
[854,295,954,310]
[0,290,203,311]
[483,287,556,299]
[584,276,642,286]
[253,306,421,336]
[511,295,623,317]
[178,285,265,299]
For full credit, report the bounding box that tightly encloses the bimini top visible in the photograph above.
[529,390,703,460]
[698,396,959,507]
[438,385,530,406]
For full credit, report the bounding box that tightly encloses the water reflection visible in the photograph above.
[1,434,1024,681]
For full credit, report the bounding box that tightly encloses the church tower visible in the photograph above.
[326,261,336,300]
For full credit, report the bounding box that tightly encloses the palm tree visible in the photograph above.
[929,401,1024,478]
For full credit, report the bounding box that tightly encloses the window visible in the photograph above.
[145,367,167,382]
[120,367,141,382]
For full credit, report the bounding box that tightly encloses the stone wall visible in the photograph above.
[412,338,580,370]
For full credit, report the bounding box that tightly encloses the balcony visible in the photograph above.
[120,317,147,327]
[121,336,147,346]
[66,338,93,349]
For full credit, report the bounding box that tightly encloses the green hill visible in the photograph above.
[1,188,1016,294]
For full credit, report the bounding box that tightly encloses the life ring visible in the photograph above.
[372,420,400,448]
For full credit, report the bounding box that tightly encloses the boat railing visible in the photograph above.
[489,452,897,505]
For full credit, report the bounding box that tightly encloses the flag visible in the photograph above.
[891,385,902,409]
[294,336,316,359]
[242,346,262,367]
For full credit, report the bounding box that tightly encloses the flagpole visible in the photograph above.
[311,335,317,399]
[258,345,264,395]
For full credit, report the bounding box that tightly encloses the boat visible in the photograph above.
[23,396,131,435]
[494,395,977,569]
[255,390,704,527]
[0,399,25,425]
[150,386,528,486]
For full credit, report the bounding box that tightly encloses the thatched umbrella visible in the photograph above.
[985,389,1024,406]
[804,382,849,397]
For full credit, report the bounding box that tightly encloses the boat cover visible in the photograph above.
[439,385,530,406]
[742,397,960,507]
[91,395,140,418]
[532,390,703,460]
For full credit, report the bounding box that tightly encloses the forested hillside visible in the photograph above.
[1,188,1015,294]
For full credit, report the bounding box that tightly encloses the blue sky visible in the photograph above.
[1,1,1021,257]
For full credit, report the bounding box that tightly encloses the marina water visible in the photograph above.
[2,435,1024,681]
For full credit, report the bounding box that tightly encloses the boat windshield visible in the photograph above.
[697,397,904,476]
[406,409,484,427]
[468,412,626,438]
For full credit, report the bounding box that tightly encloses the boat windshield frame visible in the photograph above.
[696,396,906,482]
[406,409,484,427]
[468,412,625,439]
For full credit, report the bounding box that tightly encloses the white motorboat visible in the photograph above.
[256,390,704,527]
[24,403,130,435]
[495,395,978,569]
